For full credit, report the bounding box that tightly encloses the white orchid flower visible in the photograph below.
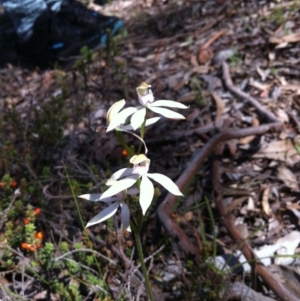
[99,154,183,215]
[106,99,160,153]
[130,82,188,129]
[106,99,137,133]
[79,184,133,232]
[106,99,160,132]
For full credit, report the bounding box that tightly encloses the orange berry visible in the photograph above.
[21,242,28,249]
[122,149,129,156]
[24,218,30,225]
[35,232,43,240]
[11,181,17,187]
[0,182,3,187]
[29,245,35,252]
[34,208,41,215]
[36,243,42,249]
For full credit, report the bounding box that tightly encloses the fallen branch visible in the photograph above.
[157,62,291,301]
[213,143,298,301]
[218,63,296,300]
[222,61,279,123]
[157,122,283,256]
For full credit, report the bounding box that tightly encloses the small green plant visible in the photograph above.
[270,65,278,76]
[227,46,242,67]
[189,76,207,107]
[0,29,127,300]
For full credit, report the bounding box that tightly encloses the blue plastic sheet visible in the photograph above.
[1,0,63,40]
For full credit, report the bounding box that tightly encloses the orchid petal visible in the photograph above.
[119,124,134,131]
[107,107,137,132]
[120,203,131,232]
[130,107,146,130]
[117,106,137,122]
[147,173,183,196]
[138,93,154,105]
[130,154,150,165]
[107,99,125,122]
[100,176,139,200]
[86,201,119,228]
[150,100,189,109]
[131,154,150,175]
[136,83,154,105]
[79,193,117,203]
[140,175,154,215]
[136,82,151,96]
[78,193,102,201]
[107,117,123,132]
[127,187,139,196]
[148,106,186,120]
[144,117,161,127]
[109,168,134,182]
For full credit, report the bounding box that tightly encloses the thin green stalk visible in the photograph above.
[138,108,148,154]
[116,130,134,157]
[137,211,144,233]
[204,196,217,260]
[134,232,154,301]
[130,209,153,301]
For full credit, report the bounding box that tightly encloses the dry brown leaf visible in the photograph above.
[247,196,255,211]
[186,108,201,122]
[286,203,300,210]
[177,91,195,103]
[198,47,213,64]
[239,135,256,145]
[277,166,299,191]
[274,108,289,123]
[239,118,260,144]
[279,131,287,140]
[191,66,210,74]
[249,78,271,91]
[253,139,300,166]
[183,211,193,222]
[256,65,270,81]
[262,186,271,217]
[190,54,199,67]
[225,139,238,157]
[268,216,281,233]
[268,265,300,299]
[286,203,300,225]
[211,93,224,124]
[235,223,249,239]
[173,80,185,91]
[269,31,300,44]
[225,195,248,213]
[198,30,226,63]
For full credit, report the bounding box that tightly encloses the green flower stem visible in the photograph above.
[115,130,134,157]
[134,231,154,301]
[130,210,153,301]
[138,108,148,154]
[137,210,144,233]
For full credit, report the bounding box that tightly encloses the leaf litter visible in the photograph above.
[2,0,300,300]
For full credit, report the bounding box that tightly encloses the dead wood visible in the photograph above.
[213,144,298,301]
[157,62,292,299]
[157,122,283,257]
